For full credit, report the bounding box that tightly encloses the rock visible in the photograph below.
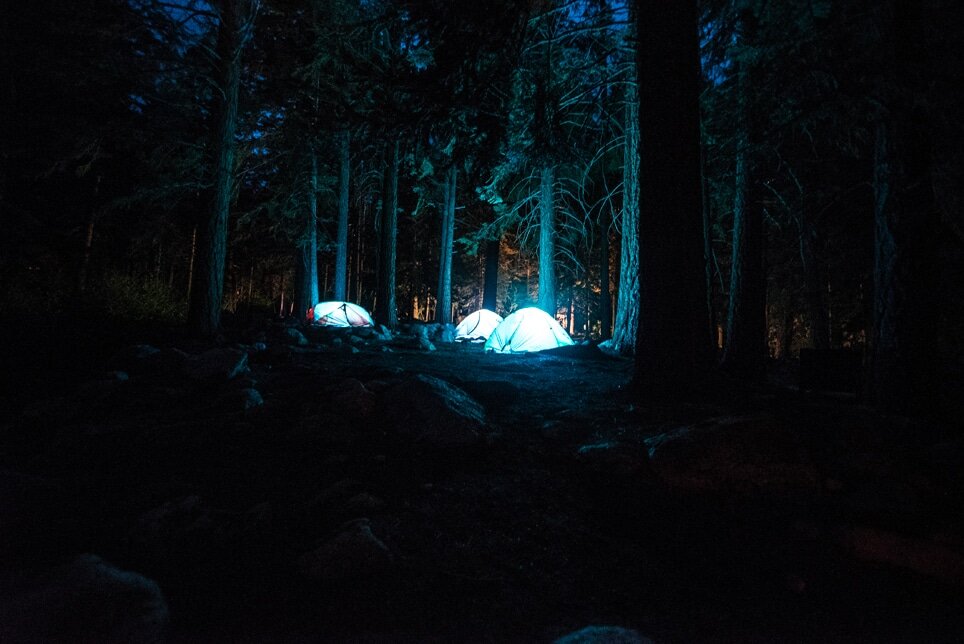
[252,341,268,352]
[554,625,652,644]
[418,336,436,351]
[130,495,220,563]
[835,524,964,586]
[285,327,309,346]
[0,554,168,643]
[122,344,161,361]
[458,380,521,407]
[324,379,376,418]
[182,348,248,382]
[379,374,486,447]
[240,387,264,411]
[331,337,344,347]
[377,324,393,340]
[436,323,456,344]
[297,518,393,582]
[117,345,188,376]
[575,441,652,487]
[344,493,386,515]
[349,334,366,346]
[644,414,820,495]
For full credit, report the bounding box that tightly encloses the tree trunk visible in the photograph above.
[78,214,96,293]
[187,0,248,337]
[611,76,639,354]
[334,130,350,301]
[634,0,711,392]
[436,165,456,324]
[701,145,718,354]
[295,147,320,318]
[798,216,830,350]
[375,140,399,329]
[720,34,766,380]
[537,165,556,315]
[871,111,939,414]
[599,207,611,339]
[482,237,500,312]
[186,225,197,302]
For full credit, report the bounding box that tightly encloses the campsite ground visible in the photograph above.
[1,318,963,642]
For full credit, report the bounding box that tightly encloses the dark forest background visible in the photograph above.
[2,0,962,415]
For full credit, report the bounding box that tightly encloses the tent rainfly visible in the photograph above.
[484,307,575,353]
[310,301,375,327]
[455,309,504,342]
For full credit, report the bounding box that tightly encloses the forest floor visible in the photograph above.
[1,317,963,642]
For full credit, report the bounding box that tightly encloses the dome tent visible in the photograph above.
[484,307,575,353]
[455,309,504,342]
[311,301,374,327]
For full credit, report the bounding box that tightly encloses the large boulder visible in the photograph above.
[129,495,222,564]
[182,348,248,382]
[378,374,486,447]
[284,327,309,346]
[297,518,393,582]
[0,554,168,643]
[644,414,820,495]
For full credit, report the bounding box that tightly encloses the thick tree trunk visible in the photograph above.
[187,1,247,337]
[633,0,711,392]
[375,140,399,329]
[295,148,320,318]
[537,165,556,315]
[871,116,938,413]
[701,145,717,353]
[720,42,766,380]
[334,130,350,301]
[799,217,830,350]
[482,237,500,312]
[869,0,939,414]
[599,207,611,339]
[436,165,456,324]
[611,77,639,354]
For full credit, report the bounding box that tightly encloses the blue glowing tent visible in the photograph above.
[311,301,374,327]
[484,307,575,353]
[455,309,504,342]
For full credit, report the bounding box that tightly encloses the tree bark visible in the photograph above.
[537,165,556,315]
[869,0,939,414]
[334,130,350,301]
[701,144,718,354]
[295,147,320,317]
[375,140,399,329]
[633,0,711,392]
[187,0,250,337]
[436,165,456,324]
[798,216,830,350]
[611,76,639,354]
[720,27,767,380]
[599,207,611,339]
[482,237,500,312]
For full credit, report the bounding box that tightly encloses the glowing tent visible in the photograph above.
[484,307,575,353]
[311,301,375,327]
[455,309,504,342]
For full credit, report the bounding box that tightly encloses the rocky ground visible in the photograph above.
[1,319,963,642]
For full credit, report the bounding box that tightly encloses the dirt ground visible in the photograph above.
[1,323,963,642]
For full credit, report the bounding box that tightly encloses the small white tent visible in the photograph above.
[455,309,504,342]
[484,307,575,353]
[311,301,375,327]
